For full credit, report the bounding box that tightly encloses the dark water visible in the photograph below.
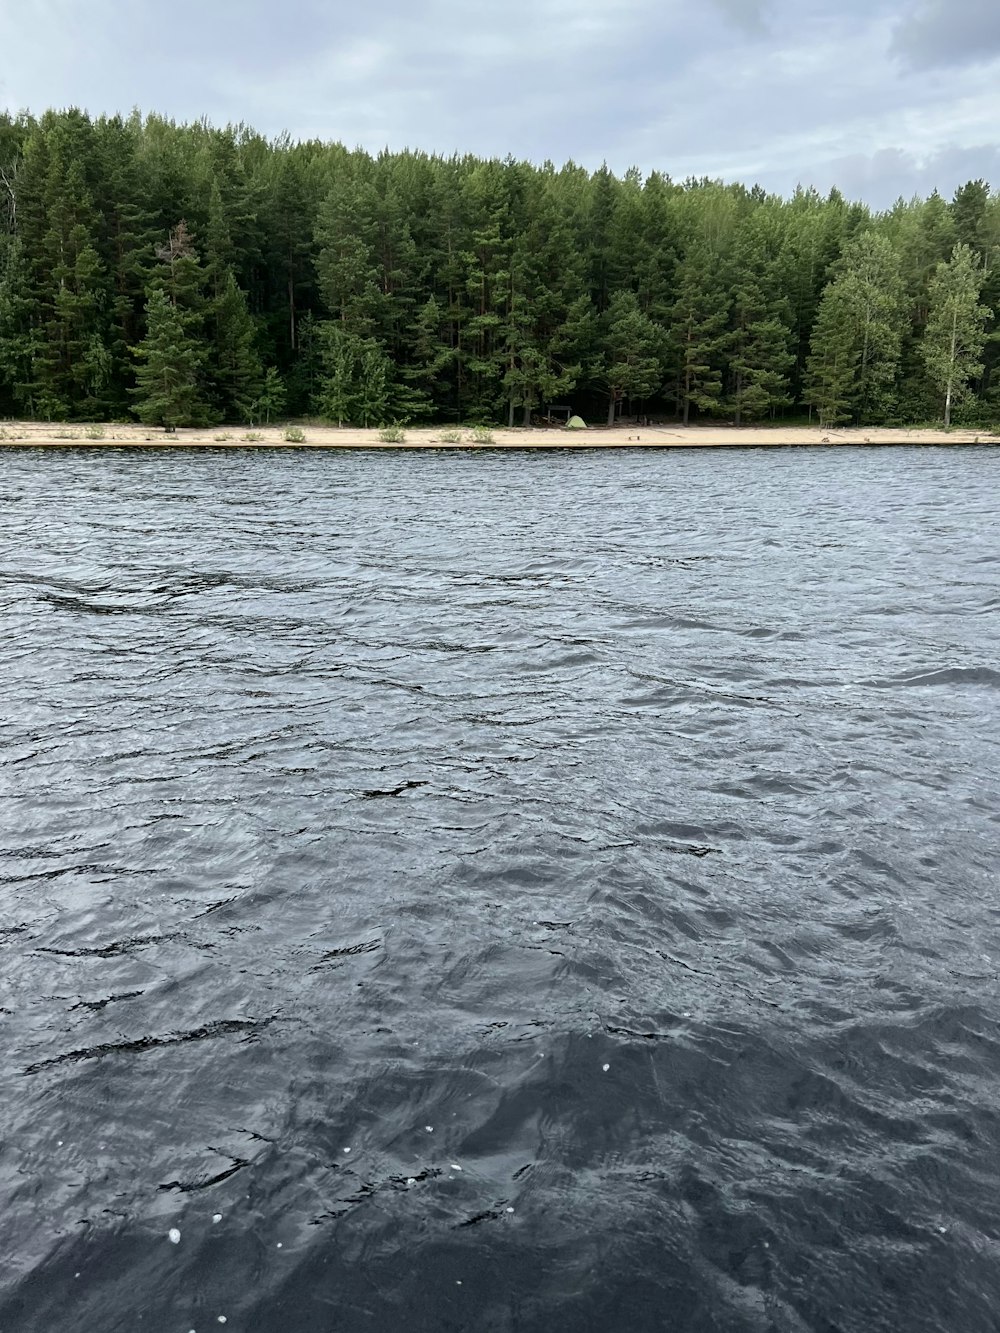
[1,445,999,1333]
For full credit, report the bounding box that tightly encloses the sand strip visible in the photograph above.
[0,423,995,450]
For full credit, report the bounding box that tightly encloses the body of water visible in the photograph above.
[1,444,999,1332]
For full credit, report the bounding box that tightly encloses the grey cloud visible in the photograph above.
[786,144,1000,209]
[4,0,1000,209]
[708,0,769,33]
[238,0,741,166]
[891,0,1000,69]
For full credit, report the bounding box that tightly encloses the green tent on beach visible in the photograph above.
[566,415,587,430]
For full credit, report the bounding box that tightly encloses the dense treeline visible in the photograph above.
[1,108,999,429]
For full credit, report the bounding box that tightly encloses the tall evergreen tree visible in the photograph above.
[805,231,904,425]
[667,243,730,424]
[21,143,110,419]
[460,160,513,421]
[804,286,859,426]
[314,322,393,427]
[599,290,662,426]
[208,268,263,421]
[314,179,384,336]
[131,287,208,427]
[92,114,160,414]
[727,213,793,423]
[0,233,37,416]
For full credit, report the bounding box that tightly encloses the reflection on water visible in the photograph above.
[1,444,999,1332]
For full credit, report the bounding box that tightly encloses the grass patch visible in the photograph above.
[378,424,407,443]
[283,426,306,443]
[469,424,494,445]
[243,431,264,442]
[214,431,234,442]
[439,427,464,443]
[84,423,106,440]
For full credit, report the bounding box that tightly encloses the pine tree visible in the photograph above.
[501,177,591,425]
[460,160,513,421]
[24,149,110,419]
[599,290,662,425]
[400,295,455,420]
[667,244,730,424]
[152,220,208,316]
[422,159,470,419]
[314,321,393,427]
[208,268,263,420]
[775,186,848,405]
[314,178,384,336]
[369,164,422,357]
[252,365,286,424]
[131,287,208,427]
[805,231,904,426]
[0,233,38,416]
[93,113,160,413]
[260,143,318,376]
[727,214,794,423]
[804,287,859,426]
[951,180,991,259]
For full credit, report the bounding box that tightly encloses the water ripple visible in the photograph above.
[1,445,999,1331]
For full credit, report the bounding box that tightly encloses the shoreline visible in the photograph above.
[0,422,996,450]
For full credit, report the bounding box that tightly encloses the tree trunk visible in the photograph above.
[607,395,616,427]
[945,309,958,428]
[522,403,531,427]
[508,399,515,428]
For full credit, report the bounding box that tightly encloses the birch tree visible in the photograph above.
[922,243,991,427]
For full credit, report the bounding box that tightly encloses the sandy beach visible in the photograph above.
[0,421,996,449]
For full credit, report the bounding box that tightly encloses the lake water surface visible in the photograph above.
[1,444,999,1332]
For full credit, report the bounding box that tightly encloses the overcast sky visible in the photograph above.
[2,0,999,208]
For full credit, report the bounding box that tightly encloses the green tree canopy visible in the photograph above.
[130,286,210,428]
[0,107,998,429]
[923,243,991,426]
[806,231,904,426]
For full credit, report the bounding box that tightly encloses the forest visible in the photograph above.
[0,107,998,430]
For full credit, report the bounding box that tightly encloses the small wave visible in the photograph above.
[871,666,1000,689]
[22,1017,272,1075]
